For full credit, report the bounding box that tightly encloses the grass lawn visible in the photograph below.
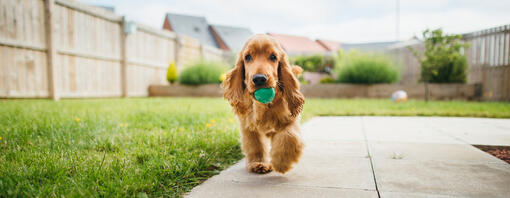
[302,98,510,120]
[1,98,509,197]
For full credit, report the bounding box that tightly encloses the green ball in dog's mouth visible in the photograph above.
[254,88,275,104]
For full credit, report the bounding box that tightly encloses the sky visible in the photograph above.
[79,0,510,43]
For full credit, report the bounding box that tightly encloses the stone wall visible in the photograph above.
[149,83,480,100]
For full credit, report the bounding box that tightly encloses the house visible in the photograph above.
[209,25,253,52]
[387,37,421,50]
[340,41,398,52]
[163,13,218,48]
[267,33,329,55]
[163,13,253,52]
[316,39,342,51]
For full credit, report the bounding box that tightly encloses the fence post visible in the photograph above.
[199,44,205,60]
[120,17,128,97]
[44,0,59,100]
[174,35,181,71]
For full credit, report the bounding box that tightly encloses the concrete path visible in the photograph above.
[186,117,510,198]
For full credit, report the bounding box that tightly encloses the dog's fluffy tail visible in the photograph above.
[291,65,303,77]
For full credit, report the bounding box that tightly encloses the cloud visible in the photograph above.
[284,4,510,42]
[79,0,510,43]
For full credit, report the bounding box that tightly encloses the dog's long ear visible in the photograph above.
[222,52,245,109]
[278,52,305,117]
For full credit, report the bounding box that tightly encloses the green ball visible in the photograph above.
[254,88,275,104]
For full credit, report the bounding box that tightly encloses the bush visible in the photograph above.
[410,29,469,83]
[166,62,178,84]
[298,75,308,85]
[319,76,335,84]
[291,54,335,73]
[336,52,399,84]
[178,61,226,85]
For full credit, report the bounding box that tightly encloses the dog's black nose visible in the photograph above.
[252,74,267,86]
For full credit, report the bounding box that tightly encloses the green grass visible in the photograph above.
[1,98,509,197]
[0,98,242,197]
[302,98,510,120]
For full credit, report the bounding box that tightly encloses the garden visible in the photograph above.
[2,29,509,198]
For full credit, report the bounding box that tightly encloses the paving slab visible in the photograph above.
[303,140,368,159]
[186,117,510,198]
[186,179,378,198]
[423,117,510,146]
[379,191,467,198]
[186,116,375,197]
[213,157,376,190]
[302,117,365,141]
[368,141,505,163]
[373,159,510,198]
[363,117,463,144]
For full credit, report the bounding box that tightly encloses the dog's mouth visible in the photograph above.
[250,85,275,94]
[250,86,277,105]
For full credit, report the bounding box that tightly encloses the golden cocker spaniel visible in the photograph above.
[222,34,305,174]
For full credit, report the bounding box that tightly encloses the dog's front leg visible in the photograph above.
[241,128,272,174]
[270,123,304,174]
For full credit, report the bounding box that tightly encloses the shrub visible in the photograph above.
[410,29,469,83]
[178,61,227,85]
[166,62,178,84]
[298,75,308,85]
[291,54,335,73]
[319,76,335,84]
[336,52,399,84]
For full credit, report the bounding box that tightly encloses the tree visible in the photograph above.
[409,29,469,101]
[166,61,177,84]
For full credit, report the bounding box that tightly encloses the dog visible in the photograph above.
[222,34,305,174]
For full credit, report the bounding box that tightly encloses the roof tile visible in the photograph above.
[267,33,328,53]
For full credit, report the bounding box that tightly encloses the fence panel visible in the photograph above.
[0,0,48,97]
[0,0,227,99]
[177,35,202,70]
[202,45,224,63]
[463,24,510,101]
[54,2,123,97]
[125,24,176,96]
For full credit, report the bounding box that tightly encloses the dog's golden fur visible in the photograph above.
[222,34,305,174]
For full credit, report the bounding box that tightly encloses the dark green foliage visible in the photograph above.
[336,52,399,84]
[298,75,308,85]
[319,76,335,84]
[410,29,469,83]
[290,54,335,72]
[179,61,226,85]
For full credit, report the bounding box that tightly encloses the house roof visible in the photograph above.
[341,41,398,52]
[316,39,341,51]
[267,33,328,54]
[164,13,218,48]
[387,38,421,50]
[210,25,253,52]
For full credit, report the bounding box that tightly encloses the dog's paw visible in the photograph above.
[247,162,273,174]
[271,161,292,174]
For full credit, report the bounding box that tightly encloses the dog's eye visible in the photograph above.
[270,54,277,61]
[245,54,252,62]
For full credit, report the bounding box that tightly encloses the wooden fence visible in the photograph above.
[0,0,226,99]
[388,24,510,101]
[463,25,510,101]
